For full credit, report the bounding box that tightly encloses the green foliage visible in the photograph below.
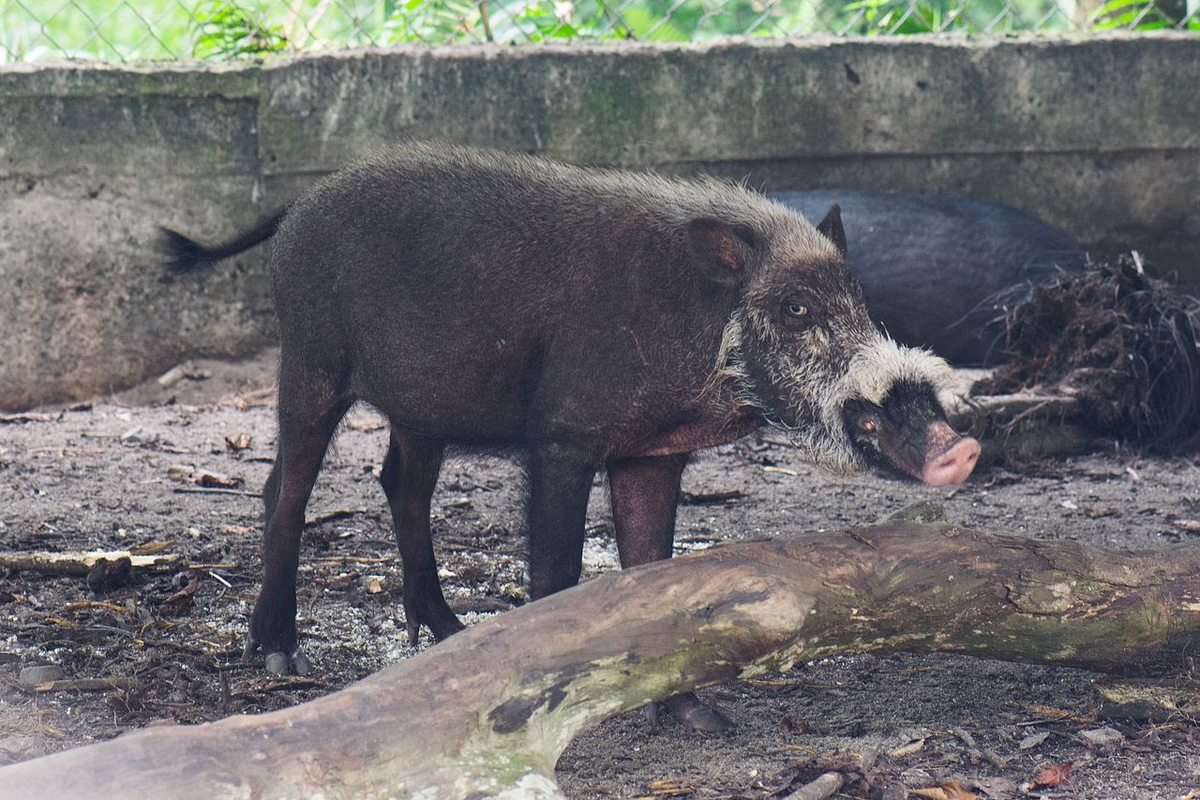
[842,0,946,33]
[1088,0,1177,28]
[382,0,480,43]
[193,0,289,57]
[0,0,1195,62]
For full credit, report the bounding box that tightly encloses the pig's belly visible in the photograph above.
[350,337,538,444]
[620,416,763,459]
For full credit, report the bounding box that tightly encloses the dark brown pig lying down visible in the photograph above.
[770,190,1090,366]
[161,142,979,730]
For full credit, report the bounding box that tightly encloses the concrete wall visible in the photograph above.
[2,33,1198,409]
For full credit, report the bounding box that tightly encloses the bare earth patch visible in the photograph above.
[1,350,1198,798]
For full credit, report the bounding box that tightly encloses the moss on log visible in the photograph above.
[2,522,1198,799]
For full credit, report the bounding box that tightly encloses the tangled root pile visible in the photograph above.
[973,254,1200,454]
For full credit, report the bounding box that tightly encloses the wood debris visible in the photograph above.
[0,550,184,576]
[910,781,979,800]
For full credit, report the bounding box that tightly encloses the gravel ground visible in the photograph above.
[1,349,1198,798]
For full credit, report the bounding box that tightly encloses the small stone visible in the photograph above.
[18,665,64,688]
[898,767,933,786]
[1019,730,1050,749]
[1080,726,1124,746]
[121,426,161,446]
[182,366,212,381]
[167,464,196,481]
[973,776,1019,798]
[156,365,186,388]
[877,500,947,524]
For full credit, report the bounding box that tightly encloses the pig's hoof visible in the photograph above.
[292,650,312,675]
[241,634,260,661]
[429,615,467,642]
[405,617,421,647]
[264,652,289,675]
[661,692,734,732]
[402,601,467,646]
[262,649,311,676]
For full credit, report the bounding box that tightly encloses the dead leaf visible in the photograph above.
[129,541,173,556]
[196,469,239,488]
[910,781,979,800]
[63,600,127,614]
[161,570,201,615]
[779,715,807,734]
[34,678,139,692]
[680,490,745,505]
[217,524,256,536]
[644,778,694,797]
[887,737,926,758]
[1173,519,1200,532]
[168,465,241,489]
[224,433,252,452]
[0,411,60,424]
[1024,703,1094,723]
[1030,761,1073,788]
[231,386,276,410]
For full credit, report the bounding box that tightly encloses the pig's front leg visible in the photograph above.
[609,454,687,565]
[608,453,734,733]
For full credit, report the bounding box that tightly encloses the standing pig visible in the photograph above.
[162,143,979,730]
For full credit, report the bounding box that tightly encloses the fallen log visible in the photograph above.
[3,521,1198,799]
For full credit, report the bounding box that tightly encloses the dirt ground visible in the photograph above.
[1,348,1199,799]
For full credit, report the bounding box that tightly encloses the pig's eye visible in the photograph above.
[781,299,812,327]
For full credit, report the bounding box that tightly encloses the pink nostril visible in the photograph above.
[921,437,981,487]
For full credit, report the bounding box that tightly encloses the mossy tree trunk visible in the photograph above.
[3,521,1199,799]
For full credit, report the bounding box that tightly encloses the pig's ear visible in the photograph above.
[688,218,756,286]
[816,204,848,259]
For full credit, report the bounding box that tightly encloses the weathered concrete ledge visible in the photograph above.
[2,34,1198,409]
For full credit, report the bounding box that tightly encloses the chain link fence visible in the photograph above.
[3,0,1198,62]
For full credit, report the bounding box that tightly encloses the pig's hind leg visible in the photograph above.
[379,431,464,644]
[609,454,734,733]
[245,380,354,675]
[526,444,599,599]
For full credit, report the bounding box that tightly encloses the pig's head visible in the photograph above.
[694,202,980,487]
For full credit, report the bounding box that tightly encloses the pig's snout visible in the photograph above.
[921,422,981,487]
[845,402,980,486]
